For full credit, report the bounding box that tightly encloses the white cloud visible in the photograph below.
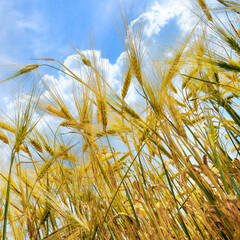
[16,12,44,32]
[124,84,138,105]
[62,50,126,90]
[129,0,192,38]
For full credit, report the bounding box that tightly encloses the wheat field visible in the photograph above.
[0,0,240,239]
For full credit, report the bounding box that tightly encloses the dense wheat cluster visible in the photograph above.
[0,0,240,239]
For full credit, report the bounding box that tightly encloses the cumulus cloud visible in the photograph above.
[129,0,195,39]
[63,50,124,89]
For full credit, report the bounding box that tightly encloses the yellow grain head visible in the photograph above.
[60,105,74,120]
[0,131,9,144]
[16,144,29,154]
[38,159,54,179]
[203,154,208,165]
[233,158,240,169]
[19,64,40,74]
[197,0,213,21]
[8,64,40,80]
[46,105,65,118]
[107,160,117,188]
[30,139,43,153]
[44,143,55,156]
[131,54,142,86]
[0,122,16,133]
[122,105,140,119]
[97,97,108,131]
[208,125,218,145]
[168,99,187,138]
[122,66,133,99]
[226,194,238,205]
[82,57,91,67]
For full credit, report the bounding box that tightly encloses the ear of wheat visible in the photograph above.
[0,131,9,144]
[131,54,143,86]
[122,66,133,99]
[197,0,213,21]
[0,122,16,133]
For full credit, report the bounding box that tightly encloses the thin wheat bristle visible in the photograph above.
[0,131,9,144]
[122,66,133,99]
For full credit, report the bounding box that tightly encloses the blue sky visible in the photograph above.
[0,0,148,65]
[0,0,192,65]
[0,0,195,114]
